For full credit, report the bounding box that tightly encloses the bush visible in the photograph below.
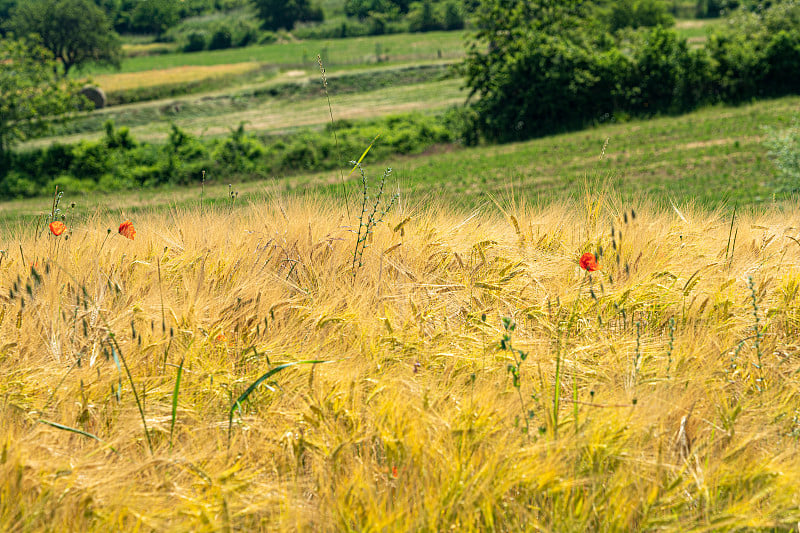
[167,8,266,51]
[212,123,266,172]
[442,106,480,146]
[608,0,675,31]
[3,113,455,196]
[39,143,75,178]
[441,0,464,30]
[764,118,800,192]
[51,175,96,193]
[631,26,712,114]
[408,0,441,32]
[184,31,208,52]
[462,0,800,143]
[258,32,278,44]
[209,25,233,50]
[763,30,800,96]
[707,32,763,101]
[0,171,40,198]
[70,141,111,180]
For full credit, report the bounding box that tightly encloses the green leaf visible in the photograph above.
[348,134,381,176]
[228,360,328,440]
[39,419,117,453]
[169,358,184,451]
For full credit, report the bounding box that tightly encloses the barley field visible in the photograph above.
[2,188,800,530]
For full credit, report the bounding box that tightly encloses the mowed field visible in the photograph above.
[24,76,464,146]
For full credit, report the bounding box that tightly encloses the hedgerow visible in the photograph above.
[1,114,454,198]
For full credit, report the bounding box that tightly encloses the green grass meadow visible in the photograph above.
[86,30,467,75]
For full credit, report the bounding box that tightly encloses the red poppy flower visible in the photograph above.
[215,333,227,343]
[49,221,66,236]
[391,466,399,478]
[118,220,136,240]
[579,252,600,272]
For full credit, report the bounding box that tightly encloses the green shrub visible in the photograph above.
[3,113,458,196]
[442,106,480,146]
[608,0,675,31]
[98,172,137,191]
[39,143,75,178]
[631,26,711,114]
[441,0,464,30]
[763,30,800,96]
[408,0,441,32]
[282,139,320,170]
[51,175,96,193]
[212,123,266,171]
[209,25,234,50]
[184,31,208,52]
[764,118,800,192]
[462,0,800,143]
[258,31,278,44]
[70,141,112,180]
[104,121,137,150]
[0,171,40,198]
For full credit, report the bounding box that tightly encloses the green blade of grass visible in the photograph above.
[227,360,327,441]
[169,358,184,451]
[348,134,380,176]
[39,419,118,454]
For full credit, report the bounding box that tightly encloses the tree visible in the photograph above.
[0,38,83,162]
[408,0,441,32]
[251,0,323,31]
[130,0,180,36]
[6,0,121,77]
[0,0,16,36]
[462,0,604,138]
[605,0,674,31]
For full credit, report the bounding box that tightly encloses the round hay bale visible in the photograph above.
[80,85,107,110]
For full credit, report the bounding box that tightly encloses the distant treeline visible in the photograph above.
[461,0,800,143]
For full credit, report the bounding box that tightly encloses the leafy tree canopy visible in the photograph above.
[129,0,180,35]
[0,37,83,160]
[251,0,323,31]
[5,0,121,77]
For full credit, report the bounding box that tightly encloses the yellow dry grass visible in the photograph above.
[2,191,800,531]
[93,62,261,92]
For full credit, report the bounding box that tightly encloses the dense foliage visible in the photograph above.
[4,0,122,76]
[341,0,465,34]
[251,0,324,31]
[764,118,800,192]
[463,0,800,142]
[0,38,83,163]
[1,114,454,198]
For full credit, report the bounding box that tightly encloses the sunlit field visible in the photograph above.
[92,62,263,92]
[2,189,800,530]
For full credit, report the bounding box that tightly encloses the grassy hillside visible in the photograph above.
[2,195,800,530]
[9,95,797,222]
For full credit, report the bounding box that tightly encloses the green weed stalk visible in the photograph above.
[351,162,398,276]
[500,317,532,439]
